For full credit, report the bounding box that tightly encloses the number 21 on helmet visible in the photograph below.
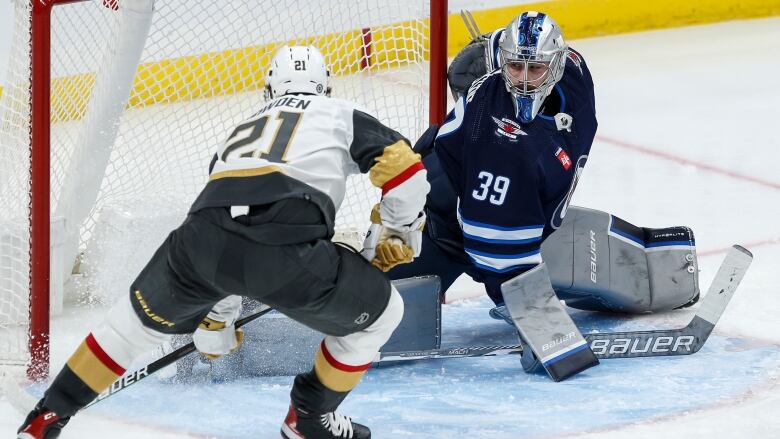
[264,45,332,100]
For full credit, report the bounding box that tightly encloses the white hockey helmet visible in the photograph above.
[264,45,331,100]
[498,11,568,123]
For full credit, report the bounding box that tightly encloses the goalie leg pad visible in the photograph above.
[542,206,699,313]
[501,263,599,381]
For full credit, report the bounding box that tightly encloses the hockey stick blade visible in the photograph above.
[377,245,752,363]
[82,304,273,410]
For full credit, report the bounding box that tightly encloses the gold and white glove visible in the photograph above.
[192,296,244,360]
[361,204,425,272]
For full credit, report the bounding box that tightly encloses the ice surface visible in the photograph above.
[3,17,780,438]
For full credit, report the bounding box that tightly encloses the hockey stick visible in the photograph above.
[1,304,274,416]
[460,10,483,40]
[377,245,752,363]
[81,304,273,409]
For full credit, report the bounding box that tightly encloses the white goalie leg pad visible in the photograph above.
[323,286,404,366]
[543,206,699,313]
[502,263,599,382]
[90,293,171,369]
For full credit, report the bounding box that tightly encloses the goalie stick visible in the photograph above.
[460,9,482,40]
[376,245,752,363]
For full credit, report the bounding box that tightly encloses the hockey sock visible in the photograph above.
[290,340,372,414]
[42,333,126,418]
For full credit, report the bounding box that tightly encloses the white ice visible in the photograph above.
[2,17,780,439]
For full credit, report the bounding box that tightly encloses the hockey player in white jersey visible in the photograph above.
[17,46,429,439]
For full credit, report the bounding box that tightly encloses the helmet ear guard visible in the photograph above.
[264,45,332,100]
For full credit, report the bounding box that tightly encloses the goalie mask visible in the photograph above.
[498,12,567,123]
[265,45,331,100]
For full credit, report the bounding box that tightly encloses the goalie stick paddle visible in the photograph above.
[82,304,273,410]
[377,245,752,363]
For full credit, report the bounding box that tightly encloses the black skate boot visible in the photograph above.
[17,399,70,439]
[281,404,371,439]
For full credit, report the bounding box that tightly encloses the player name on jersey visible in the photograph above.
[256,96,312,114]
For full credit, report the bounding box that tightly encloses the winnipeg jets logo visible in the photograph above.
[491,116,527,140]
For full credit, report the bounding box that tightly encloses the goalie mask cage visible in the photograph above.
[0,0,448,379]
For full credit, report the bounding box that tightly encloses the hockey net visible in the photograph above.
[0,0,446,377]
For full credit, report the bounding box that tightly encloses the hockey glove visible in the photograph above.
[193,295,244,360]
[361,204,425,272]
[447,36,489,98]
[193,318,245,360]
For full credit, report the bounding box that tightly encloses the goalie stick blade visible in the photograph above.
[695,245,752,328]
[376,245,752,364]
[587,244,752,359]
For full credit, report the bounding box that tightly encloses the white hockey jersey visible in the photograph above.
[191,94,429,232]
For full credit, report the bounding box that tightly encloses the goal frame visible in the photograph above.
[24,0,449,380]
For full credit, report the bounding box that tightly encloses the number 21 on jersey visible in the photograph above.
[472,171,510,205]
[221,111,302,163]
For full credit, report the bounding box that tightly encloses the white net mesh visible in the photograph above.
[0,0,432,367]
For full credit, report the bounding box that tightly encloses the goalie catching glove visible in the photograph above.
[361,204,425,272]
[193,295,244,360]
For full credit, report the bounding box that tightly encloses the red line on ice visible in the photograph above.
[596,135,780,191]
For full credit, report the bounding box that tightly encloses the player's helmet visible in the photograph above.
[265,45,331,100]
[497,11,567,123]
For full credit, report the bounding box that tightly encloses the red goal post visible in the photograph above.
[0,0,448,380]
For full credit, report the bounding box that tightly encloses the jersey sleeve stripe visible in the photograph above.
[436,96,465,139]
[368,140,422,188]
[381,161,425,195]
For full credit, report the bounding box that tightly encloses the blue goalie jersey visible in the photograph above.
[427,48,597,301]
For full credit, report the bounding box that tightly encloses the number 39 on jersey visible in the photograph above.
[472,171,510,205]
